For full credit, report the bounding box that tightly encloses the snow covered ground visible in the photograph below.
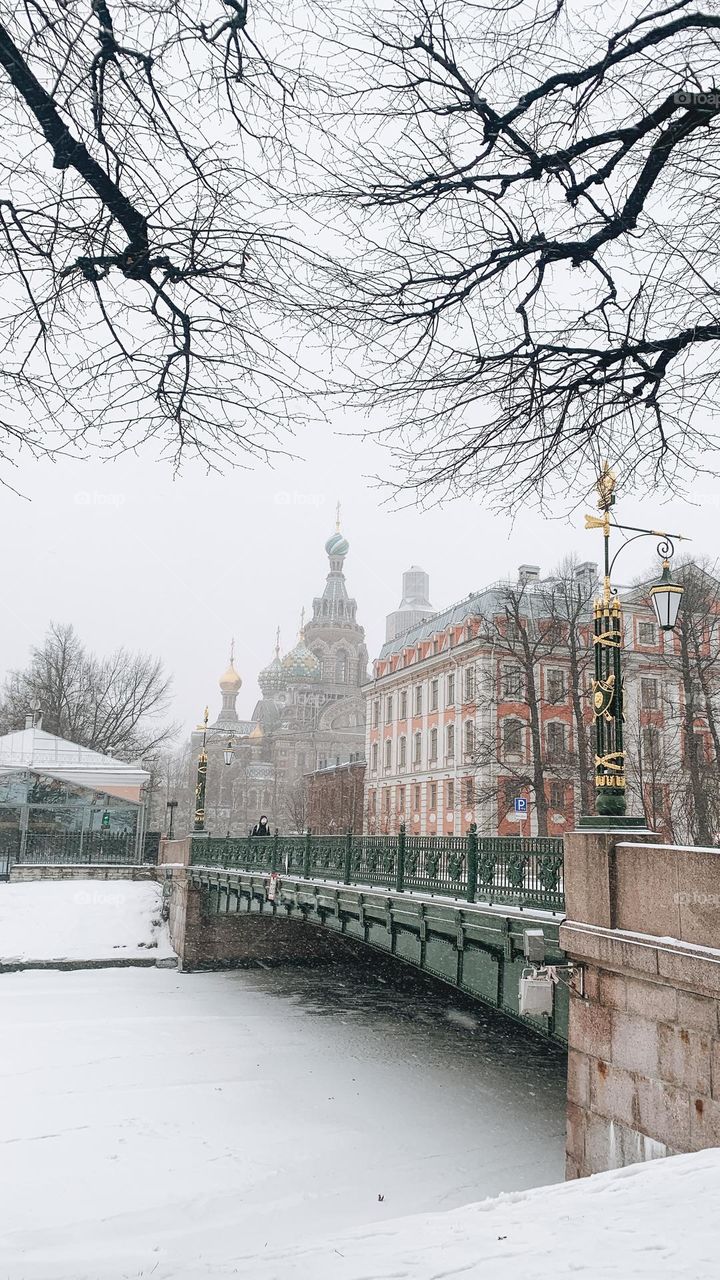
[0,880,175,964]
[258,1147,720,1279]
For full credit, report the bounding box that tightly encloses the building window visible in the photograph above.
[414,685,423,716]
[550,781,564,810]
[464,721,475,755]
[369,790,376,815]
[297,752,306,769]
[464,778,474,807]
[430,727,438,761]
[503,718,523,757]
[502,780,517,813]
[546,669,566,703]
[399,736,407,769]
[371,742,378,772]
[447,673,455,704]
[447,780,455,809]
[642,725,661,761]
[446,724,455,759]
[641,678,659,710]
[503,666,524,699]
[384,738,392,770]
[413,784,421,811]
[430,679,439,711]
[638,621,657,645]
[429,782,437,810]
[383,788,390,812]
[464,667,475,701]
[399,690,408,720]
[398,786,406,812]
[506,618,519,642]
[414,732,422,765]
[386,695,393,722]
[372,701,379,728]
[546,722,567,760]
[336,652,348,683]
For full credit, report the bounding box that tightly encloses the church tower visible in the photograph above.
[304,505,368,691]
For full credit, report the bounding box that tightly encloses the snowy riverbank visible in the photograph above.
[0,880,175,965]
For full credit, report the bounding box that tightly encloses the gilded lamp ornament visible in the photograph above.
[584,465,687,820]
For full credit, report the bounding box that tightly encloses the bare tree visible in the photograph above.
[541,559,596,814]
[0,3,323,472]
[663,562,720,844]
[0,621,175,759]
[320,0,720,506]
[474,580,566,835]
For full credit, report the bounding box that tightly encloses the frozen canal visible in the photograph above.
[0,961,567,1280]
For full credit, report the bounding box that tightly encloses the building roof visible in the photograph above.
[0,727,150,792]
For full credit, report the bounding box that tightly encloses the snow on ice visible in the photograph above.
[0,880,175,964]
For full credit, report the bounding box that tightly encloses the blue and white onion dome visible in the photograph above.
[325,531,349,558]
[258,650,286,696]
[281,635,321,682]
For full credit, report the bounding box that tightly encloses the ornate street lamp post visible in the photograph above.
[165,799,178,841]
[584,465,687,824]
[193,706,209,834]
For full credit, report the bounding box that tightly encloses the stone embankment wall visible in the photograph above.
[161,868,351,971]
[562,832,720,1178]
[9,865,157,883]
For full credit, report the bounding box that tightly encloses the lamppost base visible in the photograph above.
[578,814,653,832]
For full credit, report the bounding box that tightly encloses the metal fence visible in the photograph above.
[5,830,162,869]
[189,829,565,912]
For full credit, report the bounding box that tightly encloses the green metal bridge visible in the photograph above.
[189,829,565,912]
[185,830,568,1043]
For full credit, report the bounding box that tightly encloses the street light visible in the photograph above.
[193,706,209,834]
[649,561,684,632]
[223,739,234,767]
[165,799,178,841]
[584,464,688,823]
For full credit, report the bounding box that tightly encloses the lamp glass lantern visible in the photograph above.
[649,561,684,632]
[223,740,234,767]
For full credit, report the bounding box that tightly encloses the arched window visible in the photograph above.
[413,732,422,765]
[335,651,348,683]
[312,649,325,680]
[398,736,407,768]
[464,721,475,754]
[446,724,455,759]
[429,727,438,760]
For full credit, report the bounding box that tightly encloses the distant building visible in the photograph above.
[189,518,368,834]
[364,562,719,840]
[385,566,435,642]
[305,759,366,834]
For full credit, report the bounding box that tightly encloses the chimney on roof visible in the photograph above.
[24,713,33,730]
[24,708,42,730]
[575,561,599,595]
[518,564,540,584]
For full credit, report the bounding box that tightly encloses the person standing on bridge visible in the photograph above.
[251,815,271,838]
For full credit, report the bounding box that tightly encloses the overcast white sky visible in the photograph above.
[2,419,717,744]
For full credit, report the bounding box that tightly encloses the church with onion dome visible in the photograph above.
[188,513,368,834]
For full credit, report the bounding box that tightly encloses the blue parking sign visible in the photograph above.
[514,797,527,815]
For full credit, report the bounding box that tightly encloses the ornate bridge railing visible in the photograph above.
[189,829,565,912]
[10,830,161,866]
